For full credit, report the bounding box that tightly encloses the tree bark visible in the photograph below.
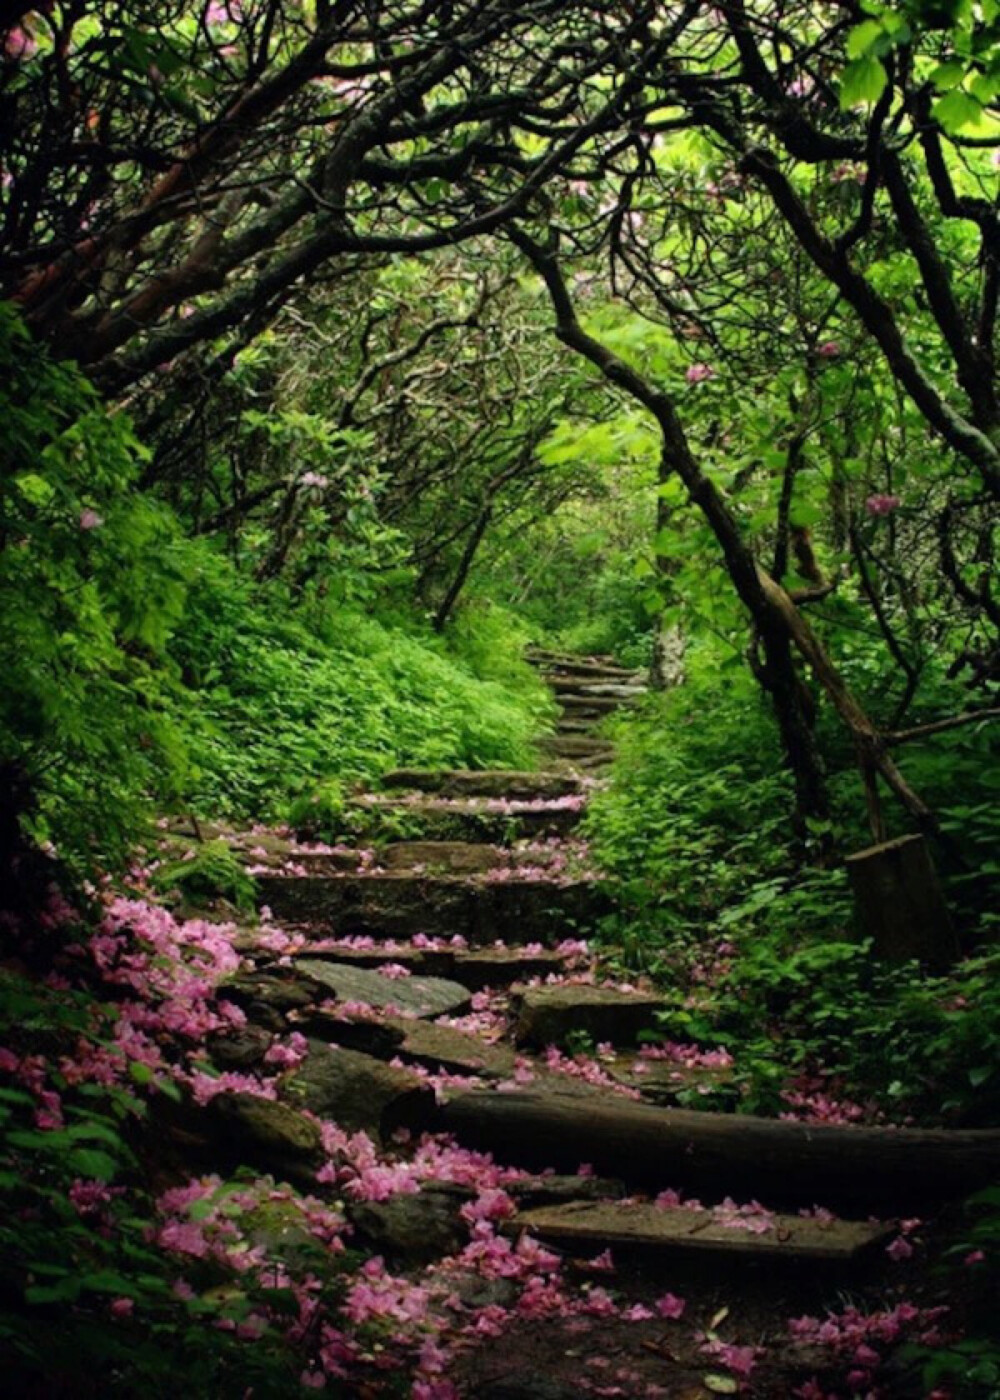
[439,1089,1000,1210]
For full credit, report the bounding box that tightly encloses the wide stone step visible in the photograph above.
[350,795,585,842]
[504,1201,896,1265]
[292,957,472,1017]
[379,769,582,799]
[257,872,606,943]
[281,940,571,989]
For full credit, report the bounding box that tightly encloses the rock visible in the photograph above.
[205,1092,323,1178]
[380,770,582,800]
[512,984,663,1049]
[508,1174,626,1207]
[385,1017,515,1077]
[352,796,584,843]
[441,1270,519,1312]
[293,1009,407,1059]
[207,1025,272,1070]
[504,1201,897,1263]
[347,1184,473,1261]
[222,969,327,1014]
[293,958,471,1018]
[284,1041,436,1140]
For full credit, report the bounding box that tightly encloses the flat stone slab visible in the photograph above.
[512,984,664,1049]
[205,1092,323,1177]
[507,1201,896,1262]
[380,770,582,799]
[294,958,471,1018]
[609,1052,735,1103]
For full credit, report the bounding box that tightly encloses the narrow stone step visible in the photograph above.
[512,984,664,1049]
[557,693,624,713]
[379,769,582,799]
[505,1201,896,1264]
[547,675,644,696]
[539,735,613,755]
[258,873,606,944]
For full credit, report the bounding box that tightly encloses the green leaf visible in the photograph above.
[847,19,886,57]
[932,88,984,132]
[840,55,889,107]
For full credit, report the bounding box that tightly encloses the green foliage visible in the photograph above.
[0,972,314,1397]
[0,306,189,871]
[150,839,258,913]
[588,639,1000,1121]
[171,555,551,820]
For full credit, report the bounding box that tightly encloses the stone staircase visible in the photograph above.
[526,646,647,771]
[168,650,1000,1396]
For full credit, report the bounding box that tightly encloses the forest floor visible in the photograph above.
[3,653,991,1397]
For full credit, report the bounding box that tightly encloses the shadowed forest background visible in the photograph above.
[1,2,999,1396]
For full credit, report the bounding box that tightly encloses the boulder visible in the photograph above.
[347,1184,473,1260]
[284,1041,436,1139]
[205,1092,323,1178]
[207,1025,272,1070]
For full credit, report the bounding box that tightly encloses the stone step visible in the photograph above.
[292,958,472,1017]
[379,769,582,800]
[539,735,614,755]
[512,984,664,1049]
[504,1201,896,1265]
[350,795,585,842]
[302,1009,517,1079]
[547,675,645,696]
[257,872,606,944]
[557,693,625,713]
[554,717,600,735]
[277,940,571,990]
[526,648,638,678]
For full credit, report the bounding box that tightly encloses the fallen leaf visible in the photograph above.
[703,1374,739,1395]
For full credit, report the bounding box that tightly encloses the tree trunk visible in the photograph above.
[846,834,959,971]
[439,1089,1000,1210]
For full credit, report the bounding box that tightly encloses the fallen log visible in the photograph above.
[438,1090,1000,1209]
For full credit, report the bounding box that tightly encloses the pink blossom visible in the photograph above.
[887,1235,914,1262]
[79,508,104,530]
[685,362,716,384]
[817,340,840,358]
[964,1249,986,1265]
[109,1297,135,1319]
[655,1292,686,1319]
[866,493,902,517]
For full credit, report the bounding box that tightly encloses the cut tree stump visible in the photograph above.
[506,1200,895,1263]
[845,834,959,970]
[438,1089,1000,1209]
